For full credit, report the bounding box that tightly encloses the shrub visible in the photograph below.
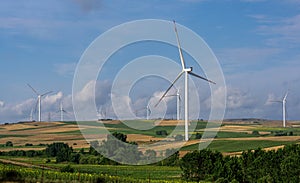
[0,169,23,182]
[175,134,184,141]
[5,141,13,147]
[156,130,168,136]
[60,165,75,173]
[252,130,260,135]
[195,132,202,139]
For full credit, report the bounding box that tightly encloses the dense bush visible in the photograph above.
[180,144,300,182]
[155,130,168,136]
[60,164,75,173]
[5,141,13,147]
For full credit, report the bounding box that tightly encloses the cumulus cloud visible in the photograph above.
[0,101,4,108]
[0,91,75,123]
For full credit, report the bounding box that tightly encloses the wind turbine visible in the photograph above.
[27,84,52,122]
[146,104,151,120]
[58,100,68,122]
[29,108,34,121]
[165,89,181,121]
[271,91,288,128]
[156,21,216,141]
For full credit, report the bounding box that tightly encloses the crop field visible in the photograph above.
[0,119,299,153]
[0,119,300,182]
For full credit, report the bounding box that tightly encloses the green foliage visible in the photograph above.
[252,130,260,135]
[60,164,75,173]
[180,144,300,182]
[155,130,168,136]
[5,141,13,147]
[159,149,180,166]
[98,132,141,164]
[181,140,295,152]
[45,142,73,163]
[195,132,202,139]
[180,149,222,182]
[0,168,23,182]
[144,149,157,162]
[174,134,184,141]
[112,132,127,142]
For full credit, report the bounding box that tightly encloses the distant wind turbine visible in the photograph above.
[146,104,151,120]
[271,91,288,128]
[27,84,52,122]
[164,89,181,121]
[155,21,216,141]
[58,100,68,122]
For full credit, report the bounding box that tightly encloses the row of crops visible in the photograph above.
[0,163,187,183]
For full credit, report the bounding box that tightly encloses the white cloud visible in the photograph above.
[0,101,4,108]
[43,92,63,108]
[252,14,300,47]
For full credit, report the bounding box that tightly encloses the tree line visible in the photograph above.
[181,145,300,182]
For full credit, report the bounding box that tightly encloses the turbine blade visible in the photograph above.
[27,84,39,95]
[283,91,288,101]
[34,99,39,115]
[173,20,186,69]
[189,71,216,84]
[270,100,282,103]
[155,71,184,107]
[41,91,53,97]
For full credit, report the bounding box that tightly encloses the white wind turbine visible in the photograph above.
[58,100,68,122]
[271,91,288,128]
[27,84,52,122]
[156,21,216,141]
[146,104,151,120]
[165,89,181,121]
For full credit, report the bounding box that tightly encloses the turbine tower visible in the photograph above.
[27,84,52,122]
[271,91,288,127]
[156,21,216,141]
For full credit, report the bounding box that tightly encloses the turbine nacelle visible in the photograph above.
[184,67,192,72]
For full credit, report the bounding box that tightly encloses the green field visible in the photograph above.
[181,140,296,152]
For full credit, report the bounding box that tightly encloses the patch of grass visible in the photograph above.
[45,164,181,180]
[10,123,68,132]
[49,130,82,135]
[181,140,296,152]
[0,134,32,138]
[0,157,181,180]
[215,131,258,138]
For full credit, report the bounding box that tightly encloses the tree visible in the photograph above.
[180,149,223,182]
[45,142,73,163]
[97,132,141,164]
[175,134,184,141]
[5,141,13,147]
[144,149,157,162]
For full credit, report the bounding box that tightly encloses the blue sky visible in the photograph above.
[0,0,300,122]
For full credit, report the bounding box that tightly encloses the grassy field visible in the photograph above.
[0,156,181,181]
[0,119,299,153]
[181,140,296,152]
